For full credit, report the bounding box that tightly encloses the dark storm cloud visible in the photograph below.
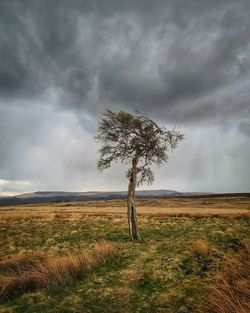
[0,0,250,193]
[97,1,250,122]
[1,0,250,122]
[0,0,92,101]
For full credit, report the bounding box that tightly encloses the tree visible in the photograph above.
[96,110,184,241]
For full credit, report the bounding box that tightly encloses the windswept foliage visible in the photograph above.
[96,110,184,186]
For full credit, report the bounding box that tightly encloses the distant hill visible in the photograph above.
[1,190,249,206]
[0,189,215,206]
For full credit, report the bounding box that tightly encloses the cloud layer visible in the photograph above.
[0,0,249,193]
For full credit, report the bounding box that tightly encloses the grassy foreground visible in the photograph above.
[0,196,249,313]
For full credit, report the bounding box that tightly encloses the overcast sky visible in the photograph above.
[0,0,250,195]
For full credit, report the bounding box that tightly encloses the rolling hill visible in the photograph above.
[0,189,214,206]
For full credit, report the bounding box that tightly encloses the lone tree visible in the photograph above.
[96,110,184,241]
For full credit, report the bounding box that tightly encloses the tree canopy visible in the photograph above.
[96,110,184,186]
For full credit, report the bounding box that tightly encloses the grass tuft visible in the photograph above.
[204,240,250,313]
[191,240,209,258]
[0,242,118,301]
[0,251,48,274]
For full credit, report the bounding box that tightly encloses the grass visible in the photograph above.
[0,242,118,301]
[0,196,249,312]
[191,240,209,258]
[202,240,250,313]
[0,251,48,274]
[1,195,249,221]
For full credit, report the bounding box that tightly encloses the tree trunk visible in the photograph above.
[127,154,141,241]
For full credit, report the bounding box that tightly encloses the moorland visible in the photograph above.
[0,194,249,313]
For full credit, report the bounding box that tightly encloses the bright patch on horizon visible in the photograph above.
[0,179,31,187]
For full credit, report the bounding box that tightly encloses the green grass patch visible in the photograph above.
[0,215,249,312]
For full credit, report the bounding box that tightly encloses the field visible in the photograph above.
[0,195,249,313]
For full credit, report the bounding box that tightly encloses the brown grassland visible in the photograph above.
[0,195,249,221]
[0,195,249,312]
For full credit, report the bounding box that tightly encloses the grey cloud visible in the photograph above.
[0,0,249,193]
[97,2,250,123]
[1,0,249,123]
[153,125,250,193]
[0,101,100,190]
[239,121,250,137]
[0,1,90,100]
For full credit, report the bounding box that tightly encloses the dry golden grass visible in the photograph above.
[53,212,72,220]
[0,195,249,221]
[191,240,209,258]
[0,201,249,312]
[0,251,48,274]
[0,242,117,300]
[204,240,250,313]
[139,211,250,219]
[0,212,54,221]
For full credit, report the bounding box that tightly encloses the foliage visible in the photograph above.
[96,110,184,185]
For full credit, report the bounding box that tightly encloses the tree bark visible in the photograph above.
[127,153,141,241]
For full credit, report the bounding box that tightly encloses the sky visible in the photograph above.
[0,0,250,196]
